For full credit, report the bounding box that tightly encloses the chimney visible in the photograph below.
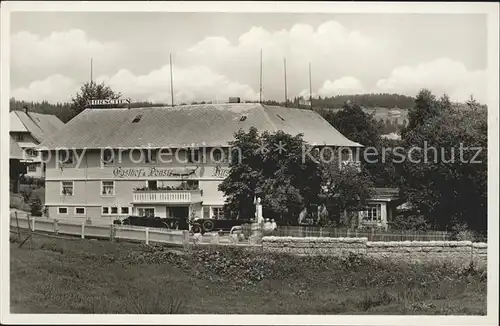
[23,106,28,114]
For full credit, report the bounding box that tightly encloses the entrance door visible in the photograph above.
[168,206,189,230]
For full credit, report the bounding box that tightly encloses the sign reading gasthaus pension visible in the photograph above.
[112,166,230,179]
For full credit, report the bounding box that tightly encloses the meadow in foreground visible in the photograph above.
[10,234,486,314]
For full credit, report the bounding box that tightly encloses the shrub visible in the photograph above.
[389,211,431,231]
[450,222,474,241]
[10,193,30,211]
[30,195,43,216]
[20,187,33,203]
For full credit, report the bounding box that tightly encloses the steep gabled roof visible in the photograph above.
[38,103,362,150]
[10,110,65,143]
[10,136,25,159]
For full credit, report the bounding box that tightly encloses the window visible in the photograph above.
[102,149,115,165]
[147,180,158,190]
[58,207,68,214]
[111,207,118,214]
[101,181,115,196]
[212,148,224,162]
[102,207,109,215]
[28,164,37,172]
[361,204,382,222]
[121,207,130,215]
[187,148,201,163]
[26,148,37,157]
[138,208,155,217]
[211,207,224,219]
[75,207,86,215]
[340,149,353,162]
[16,134,24,141]
[58,151,74,164]
[186,180,199,189]
[61,181,74,196]
[145,150,157,164]
[203,206,210,219]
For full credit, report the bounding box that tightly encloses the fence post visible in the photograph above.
[81,223,85,239]
[15,211,21,240]
[145,228,149,245]
[53,219,59,234]
[109,224,115,242]
[182,230,189,251]
[31,215,36,231]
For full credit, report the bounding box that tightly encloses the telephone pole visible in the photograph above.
[309,62,313,110]
[259,49,263,104]
[89,57,93,109]
[170,53,174,107]
[284,57,288,107]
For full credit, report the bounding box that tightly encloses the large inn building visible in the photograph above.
[37,103,400,227]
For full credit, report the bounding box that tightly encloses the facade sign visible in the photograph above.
[212,165,230,178]
[113,167,197,178]
[89,99,130,106]
[112,166,231,179]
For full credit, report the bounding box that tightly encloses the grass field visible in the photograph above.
[10,233,486,314]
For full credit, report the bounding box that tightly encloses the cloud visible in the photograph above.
[298,76,365,98]
[11,29,122,86]
[374,58,487,102]
[317,77,366,97]
[11,74,79,103]
[10,24,486,105]
[96,64,259,103]
[11,65,259,104]
[185,20,385,100]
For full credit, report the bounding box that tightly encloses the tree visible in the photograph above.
[321,101,401,187]
[320,163,374,227]
[400,90,487,231]
[402,89,439,138]
[323,101,381,147]
[218,127,322,224]
[71,81,121,116]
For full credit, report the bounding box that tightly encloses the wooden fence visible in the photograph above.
[10,212,188,246]
[11,212,455,243]
[273,225,452,241]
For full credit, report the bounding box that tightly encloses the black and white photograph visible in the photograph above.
[1,1,499,325]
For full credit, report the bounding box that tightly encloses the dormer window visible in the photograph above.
[132,114,143,123]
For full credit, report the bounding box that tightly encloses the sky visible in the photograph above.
[10,12,488,104]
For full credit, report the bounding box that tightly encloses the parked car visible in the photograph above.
[116,215,187,229]
[189,218,254,234]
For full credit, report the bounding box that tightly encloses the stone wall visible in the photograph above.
[262,236,487,266]
[262,236,368,256]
